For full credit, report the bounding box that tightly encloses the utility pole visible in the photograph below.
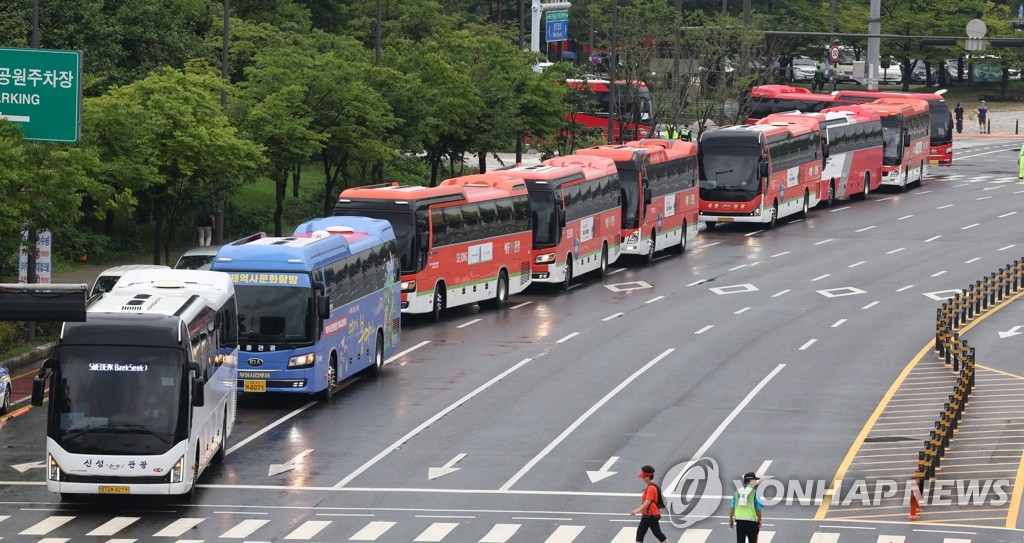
[516,0,524,165]
[607,0,617,143]
[867,0,881,90]
[216,0,230,246]
[375,0,382,66]
[27,0,39,345]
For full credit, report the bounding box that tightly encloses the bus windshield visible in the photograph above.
[51,346,187,455]
[337,209,418,274]
[236,284,315,344]
[881,118,903,165]
[616,169,642,229]
[527,189,559,248]
[698,147,761,196]
[928,100,951,145]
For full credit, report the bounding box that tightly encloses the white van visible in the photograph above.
[90,264,170,297]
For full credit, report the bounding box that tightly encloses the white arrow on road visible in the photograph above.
[268,449,314,476]
[428,453,466,480]
[0,113,31,123]
[586,456,619,483]
[13,461,45,473]
[999,325,1024,339]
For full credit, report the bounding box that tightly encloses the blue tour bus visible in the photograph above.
[211,217,401,401]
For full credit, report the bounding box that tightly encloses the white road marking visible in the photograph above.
[678,529,713,543]
[755,460,772,478]
[976,196,993,200]
[413,523,458,542]
[87,517,140,537]
[687,279,707,286]
[19,516,75,536]
[543,525,585,543]
[772,289,790,297]
[932,271,946,277]
[961,223,980,230]
[855,225,876,232]
[896,285,914,292]
[814,238,834,245]
[916,190,932,194]
[729,264,748,271]
[734,307,751,315]
[480,524,521,542]
[335,358,536,488]
[964,257,981,264]
[999,211,1018,218]
[759,531,776,543]
[770,251,790,258]
[897,215,913,220]
[610,527,638,543]
[953,183,968,188]
[152,518,204,537]
[556,333,579,344]
[886,248,905,254]
[812,274,830,281]
[744,229,765,237]
[936,204,954,209]
[924,235,942,242]
[875,197,893,202]
[219,519,269,539]
[457,318,482,329]
[695,241,721,249]
[385,340,430,364]
[510,301,533,309]
[877,537,904,543]
[999,244,1016,251]
[831,319,846,328]
[500,349,675,491]
[799,339,817,350]
[227,401,318,456]
[809,533,840,543]
[862,301,879,309]
[695,325,714,335]
[848,261,865,268]
[645,296,664,304]
[829,206,849,212]
[607,268,627,275]
[602,312,623,321]
[350,521,396,541]
[284,521,332,540]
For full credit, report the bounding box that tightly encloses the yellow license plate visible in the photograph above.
[719,217,734,222]
[243,380,267,393]
[98,485,130,494]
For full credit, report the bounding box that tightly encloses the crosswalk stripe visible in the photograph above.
[153,518,204,537]
[609,527,635,542]
[88,517,140,536]
[103,539,137,543]
[349,521,395,541]
[19,516,74,535]
[759,530,775,543]
[414,522,458,542]
[283,520,332,540]
[943,539,972,543]
[543,525,585,543]
[678,528,712,542]
[220,519,270,538]
[0,515,8,524]
[479,523,520,542]
[809,533,840,543]
[172,540,203,543]
[877,536,905,542]
[36,539,70,543]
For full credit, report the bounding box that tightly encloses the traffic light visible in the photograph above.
[921,38,957,46]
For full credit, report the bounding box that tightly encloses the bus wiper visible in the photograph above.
[61,426,100,442]
[106,423,171,444]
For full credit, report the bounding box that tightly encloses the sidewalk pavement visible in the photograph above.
[957,107,1024,137]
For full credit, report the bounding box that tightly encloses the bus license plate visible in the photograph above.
[243,380,267,393]
[98,485,130,494]
[719,217,733,223]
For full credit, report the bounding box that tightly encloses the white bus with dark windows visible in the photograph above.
[31,269,239,501]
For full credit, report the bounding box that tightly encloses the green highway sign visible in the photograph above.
[0,48,82,143]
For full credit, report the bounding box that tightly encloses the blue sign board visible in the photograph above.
[546,10,569,43]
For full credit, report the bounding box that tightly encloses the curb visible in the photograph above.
[4,343,54,376]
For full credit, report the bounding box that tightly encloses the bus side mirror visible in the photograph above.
[192,378,205,407]
[822,142,830,159]
[317,295,331,320]
[643,185,652,206]
[759,161,769,178]
[31,358,53,407]
[558,208,566,228]
[417,220,429,252]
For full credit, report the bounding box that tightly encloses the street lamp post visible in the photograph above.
[607,0,616,143]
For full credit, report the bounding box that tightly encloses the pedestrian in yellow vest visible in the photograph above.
[729,471,763,543]
[1018,145,1024,180]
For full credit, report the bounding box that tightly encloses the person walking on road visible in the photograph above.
[954,102,964,134]
[976,101,989,134]
[630,465,669,543]
[729,471,763,543]
[1018,144,1024,180]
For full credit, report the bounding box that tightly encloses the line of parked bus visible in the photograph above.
[27,92,932,500]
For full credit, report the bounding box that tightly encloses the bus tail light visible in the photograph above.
[535,253,556,264]
[170,456,184,483]
[287,353,315,369]
[400,280,416,292]
[48,454,61,481]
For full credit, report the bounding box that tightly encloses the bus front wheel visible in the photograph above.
[431,284,446,322]
[826,181,835,208]
[317,356,337,402]
[644,232,656,265]
[213,409,227,464]
[560,260,573,291]
[767,202,778,229]
[367,331,384,378]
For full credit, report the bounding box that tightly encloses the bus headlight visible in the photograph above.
[754,203,761,216]
[400,280,416,292]
[48,454,61,481]
[288,353,315,369]
[625,231,639,244]
[170,456,184,483]
[535,253,556,264]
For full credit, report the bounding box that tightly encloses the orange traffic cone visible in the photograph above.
[908,475,922,520]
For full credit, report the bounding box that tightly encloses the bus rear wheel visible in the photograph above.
[859,173,870,200]
[675,221,688,254]
[598,244,609,278]
[431,284,445,322]
[367,331,384,378]
[213,410,227,464]
[317,356,337,402]
[483,271,508,308]
[0,382,10,414]
[798,192,809,219]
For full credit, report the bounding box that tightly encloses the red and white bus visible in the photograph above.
[698,114,824,228]
[502,155,622,289]
[759,108,883,204]
[566,78,652,142]
[744,85,837,124]
[576,139,700,262]
[833,90,952,167]
[334,174,533,321]
[830,99,930,191]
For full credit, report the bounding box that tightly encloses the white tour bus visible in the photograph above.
[32,269,238,500]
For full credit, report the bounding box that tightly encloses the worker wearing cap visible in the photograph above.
[729,471,763,543]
